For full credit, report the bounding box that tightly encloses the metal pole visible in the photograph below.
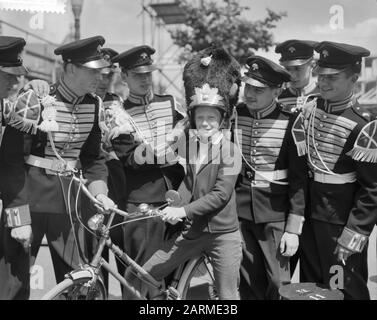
[142,0,145,44]
[71,0,84,41]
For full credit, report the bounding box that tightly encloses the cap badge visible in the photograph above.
[200,55,212,67]
[189,83,224,107]
[322,50,329,58]
[288,46,296,53]
[140,52,148,60]
[251,63,258,71]
[97,45,102,52]
[104,54,110,61]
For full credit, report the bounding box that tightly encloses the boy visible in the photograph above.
[140,47,243,300]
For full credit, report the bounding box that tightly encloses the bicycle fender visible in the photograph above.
[65,269,94,281]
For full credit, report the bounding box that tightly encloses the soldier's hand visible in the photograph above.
[280,232,299,257]
[11,225,33,250]
[334,244,354,264]
[161,207,186,225]
[24,79,50,97]
[95,194,116,212]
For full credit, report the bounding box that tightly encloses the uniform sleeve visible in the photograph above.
[0,90,43,227]
[0,125,33,227]
[184,142,241,218]
[337,120,377,252]
[285,112,308,235]
[79,101,108,197]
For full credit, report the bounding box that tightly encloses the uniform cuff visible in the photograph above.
[88,180,108,198]
[184,205,194,220]
[285,214,305,235]
[4,205,31,228]
[337,227,368,253]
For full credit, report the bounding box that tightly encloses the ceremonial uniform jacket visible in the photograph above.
[177,133,241,239]
[101,92,128,206]
[234,102,307,235]
[301,95,377,252]
[278,80,318,113]
[0,78,108,226]
[112,92,185,204]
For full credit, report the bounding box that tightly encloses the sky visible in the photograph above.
[1,0,377,57]
[1,0,376,95]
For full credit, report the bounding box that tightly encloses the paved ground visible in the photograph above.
[30,226,377,300]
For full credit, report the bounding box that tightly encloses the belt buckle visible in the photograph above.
[51,158,67,173]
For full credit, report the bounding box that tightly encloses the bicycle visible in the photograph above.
[41,174,218,300]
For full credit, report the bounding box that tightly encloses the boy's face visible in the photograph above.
[194,106,222,139]
[244,84,280,110]
[317,71,355,101]
[285,61,313,89]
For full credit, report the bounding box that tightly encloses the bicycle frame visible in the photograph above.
[78,206,183,300]
[43,174,213,300]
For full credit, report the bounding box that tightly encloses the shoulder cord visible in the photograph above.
[233,108,288,185]
[306,103,340,176]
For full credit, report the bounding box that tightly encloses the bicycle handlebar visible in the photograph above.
[71,175,132,218]
[71,174,168,219]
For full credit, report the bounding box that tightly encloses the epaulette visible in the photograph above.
[301,97,318,120]
[7,89,42,134]
[291,111,307,156]
[351,105,370,122]
[172,96,186,117]
[350,120,377,162]
[279,103,293,116]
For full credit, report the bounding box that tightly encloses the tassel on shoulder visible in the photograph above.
[350,120,377,163]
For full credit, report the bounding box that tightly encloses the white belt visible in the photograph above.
[313,172,356,184]
[255,169,288,181]
[25,155,78,173]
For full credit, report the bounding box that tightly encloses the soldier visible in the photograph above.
[110,46,186,295]
[83,47,127,292]
[234,56,308,300]
[300,41,377,300]
[0,35,114,300]
[276,40,319,113]
[275,39,322,282]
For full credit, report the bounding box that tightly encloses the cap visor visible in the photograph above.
[130,64,158,73]
[313,65,346,75]
[0,65,28,76]
[241,76,268,87]
[80,58,111,69]
[280,58,312,67]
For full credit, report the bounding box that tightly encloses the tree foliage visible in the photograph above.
[169,0,286,63]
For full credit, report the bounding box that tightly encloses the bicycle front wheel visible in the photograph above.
[41,277,106,300]
[176,255,218,300]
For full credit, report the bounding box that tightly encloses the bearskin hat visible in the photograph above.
[183,46,241,116]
